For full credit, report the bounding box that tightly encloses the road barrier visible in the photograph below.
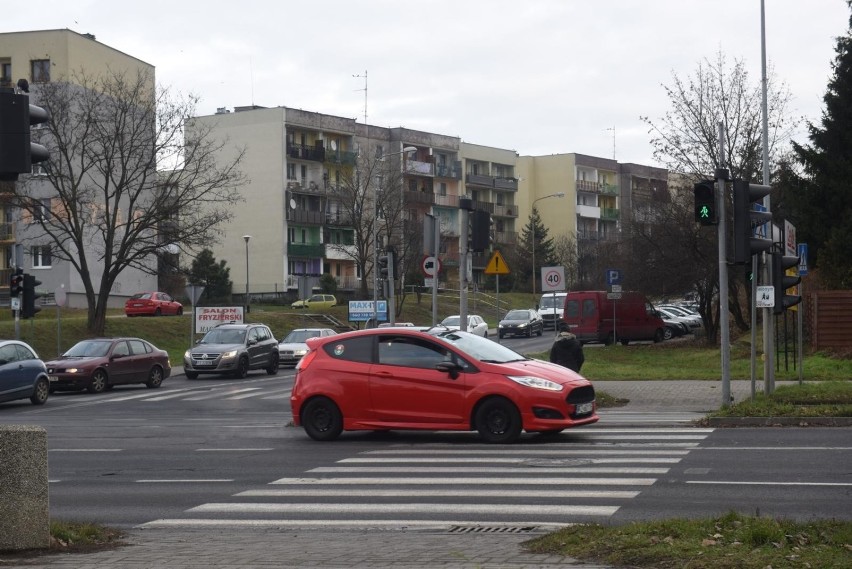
[0,425,49,551]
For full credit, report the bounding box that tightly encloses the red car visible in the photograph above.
[45,337,171,393]
[290,328,598,443]
[125,292,183,317]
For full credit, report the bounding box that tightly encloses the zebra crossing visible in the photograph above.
[140,426,714,531]
[49,382,294,405]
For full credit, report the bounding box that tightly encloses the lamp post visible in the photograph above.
[242,234,251,315]
[372,145,417,326]
[531,192,565,300]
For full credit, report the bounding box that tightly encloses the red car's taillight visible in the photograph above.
[297,349,317,371]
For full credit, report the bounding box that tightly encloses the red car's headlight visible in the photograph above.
[506,375,564,391]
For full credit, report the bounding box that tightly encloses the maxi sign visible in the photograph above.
[349,300,388,322]
[195,306,244,334]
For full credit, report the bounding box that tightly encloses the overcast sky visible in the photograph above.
[4,0,848,166]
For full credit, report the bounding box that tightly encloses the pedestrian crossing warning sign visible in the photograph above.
[484,250,510,275]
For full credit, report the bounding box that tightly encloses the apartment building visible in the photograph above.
[0,29,158,308]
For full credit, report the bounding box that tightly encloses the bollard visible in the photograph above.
[0,425,49,551]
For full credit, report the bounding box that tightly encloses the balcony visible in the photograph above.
[287,179,326,195]
[435,162,462,179]
[576,204,601,219]
[494,177,518,191]
[325,149,357,166]
[0,222,14,243]
[287,242,325,258]
[493,204,517,218]
[405,160,435,176]
[287,142,326,162]
[325,243,357,261]
[404,189,435,206]
[495,231,518,245]
[325,211,354,226]
[287,209,325,225]
[601,183,619,195]
[601,207,619,220]
[434,194,460,208]
[466,173,494,188]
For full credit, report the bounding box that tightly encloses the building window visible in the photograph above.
[1,61,11,84]
[439,182,447,197]
[32,245,52,268]
[286,163,296,180]
[31,60,50,83]
[31,198,51,223]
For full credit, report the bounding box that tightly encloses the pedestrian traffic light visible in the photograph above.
[470,209,492,252]
[731,179,773,265]
[693,180,717,225]
[771,251,802,314]
[9,269,24,298]
[0,89,50,181]
[21,273,42,319]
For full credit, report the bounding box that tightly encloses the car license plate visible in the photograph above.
[576,402,594,415]
[48,375,58,382]
[194,360,214,366]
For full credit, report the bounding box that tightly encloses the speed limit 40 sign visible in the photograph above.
[540,266,565,292]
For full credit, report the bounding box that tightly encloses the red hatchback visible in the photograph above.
[125,292,183,317]
[290,328,598,443]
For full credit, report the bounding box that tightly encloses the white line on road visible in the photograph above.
[228,388,292,400]
[363,448,691,456]
[188,502,621,516]
[182,388,261,401]
[337,457,682,464]
[236,489,641,499]
[687,480,852,487]
[48,448,122,452]
[137,519,571,530]
[195,448,274,452]
[270,477,658,486]
[308,466,670,474]
[136,479,234,483]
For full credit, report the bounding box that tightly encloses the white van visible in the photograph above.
[538,292,568,330]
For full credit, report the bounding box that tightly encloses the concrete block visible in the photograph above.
[0,424,49,551]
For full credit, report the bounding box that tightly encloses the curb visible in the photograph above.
[706,416,852,427]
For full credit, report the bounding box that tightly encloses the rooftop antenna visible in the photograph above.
[606,126,616,160]
[353,70,367,137]
[250,57,255,106]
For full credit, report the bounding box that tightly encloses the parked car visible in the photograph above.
[125,292,183,317]
[440,314,489,337]
[562,291,665,345]
[0,340,50,406]
[184,323,279,379]
[291,294,337,309]
[378,322,416,327]
[290,328,598,443]
[657,305,702,330]
[498,309,544,338]
[538,292,568,330]
[659,304,703,329]
[278,328,338,367]
[45,338,171,393]
[660,316,689,340]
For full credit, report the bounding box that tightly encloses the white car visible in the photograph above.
[657,306,702,330]
[440,315,489,337]
[278,328,337,366]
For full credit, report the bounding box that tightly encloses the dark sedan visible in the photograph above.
[45,338,171,393]
[498,309,544,339]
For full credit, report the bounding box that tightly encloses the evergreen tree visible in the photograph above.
[187,249,232,302]
[788,1,852,288]
[519,208,556,291]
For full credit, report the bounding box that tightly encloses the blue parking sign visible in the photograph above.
[605,269,623,285]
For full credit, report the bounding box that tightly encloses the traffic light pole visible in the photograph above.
[716,158,732,407]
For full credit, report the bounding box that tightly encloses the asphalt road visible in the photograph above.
[1,366,849,530]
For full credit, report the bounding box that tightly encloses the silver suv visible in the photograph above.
[184,323,280,379]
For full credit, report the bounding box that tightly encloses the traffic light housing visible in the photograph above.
[9,269,24,298]
[772,251,802,314]
[693,180,717,225]
[731,179,773,264]
[0,89,50,181]
[21,274,42,319]
[378,250,394,281]
[470,209,492,252]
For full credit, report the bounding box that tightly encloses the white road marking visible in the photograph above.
[136,479,234,483]
[48,448,122,452]
[364,448,690,456]
[138,519,569,530]
[337,457,682,464]
[270,477,658,486]
[687,480,852,487]
[188,502,620,516]
[195,448,274,452]
[236,489,641,499]
[182,388,260,401]
[308,466,670,474]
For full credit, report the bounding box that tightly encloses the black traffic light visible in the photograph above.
[21,274,42,319]
[9,268,24,298]
[378,250,394,281]
[731,179,773,265]
[772,251,802,314]
[470,209,491,252]
[0,89,50,181]
[693,180,717,225]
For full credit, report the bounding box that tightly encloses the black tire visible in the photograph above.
[474,397,522,444]
[536,326,543,337]
[233,356,249,379]
[663,326,674,341]
[526,326,533,338]
[146,366,164,388]
[30,378,49,405]
[266,353,280,375]
[154,307,162,316]
[605,332,615,346]
[185,370,199,380]
[498,332,504,339]
[653,328,664,343]
[177,307,183,316]
[87,369,108,393]
[302,397,343,441]
[621,339,630,346]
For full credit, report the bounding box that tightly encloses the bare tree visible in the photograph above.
[16,68,245,335]
[639,50,795,342]
[552,233,579,290]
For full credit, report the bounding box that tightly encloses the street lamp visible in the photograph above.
[372,145,417,326]
[531,192,565,300]
[243,235,251,315]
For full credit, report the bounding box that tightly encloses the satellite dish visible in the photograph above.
[289,198,297,210]
[330,140,337,151]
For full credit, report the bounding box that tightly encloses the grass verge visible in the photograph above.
[523,511,852,569]
[708,381,852,418]
[0,521,125,563]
